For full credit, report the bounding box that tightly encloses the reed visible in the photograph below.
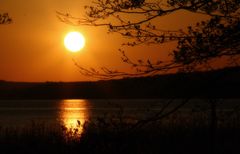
[0,110,239,154]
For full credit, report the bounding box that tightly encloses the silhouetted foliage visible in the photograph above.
[0,13,12,24]
[57,0,240,78]
[1,108,240,154]
[57,3,240,152]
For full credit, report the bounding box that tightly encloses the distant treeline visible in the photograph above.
[0,67,240,99]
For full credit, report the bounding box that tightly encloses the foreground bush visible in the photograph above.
[0,111,240,154]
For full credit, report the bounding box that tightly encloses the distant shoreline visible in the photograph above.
[1,67,240,99]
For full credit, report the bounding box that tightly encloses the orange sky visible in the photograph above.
[0,0,208,82]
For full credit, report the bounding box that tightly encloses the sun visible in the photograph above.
[64,32,85,52]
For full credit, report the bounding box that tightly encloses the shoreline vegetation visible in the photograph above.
[0,67,240,153]
[0,108,240,154]
[0,66,240,99]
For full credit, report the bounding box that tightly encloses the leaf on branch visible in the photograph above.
[147,59,153,68]
[138,59,143,64]
[160,35,165,43]
[134,24,140,29]
[136,68,142,72]
[158,10,163,15]
[90,68,97,72]
[132,64,137,67]
[109,24,113,29]
[156,61,163,65]
[0,13,12,24]
[125,32,131,36]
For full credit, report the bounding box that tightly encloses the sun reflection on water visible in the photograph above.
[59,99,90,136]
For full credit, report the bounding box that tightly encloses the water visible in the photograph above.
[0,99,153,128]
[0,99,239,130]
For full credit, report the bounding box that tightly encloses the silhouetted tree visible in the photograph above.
[0,13,12,24]
[57,0,240,78]
[57,1,240,153]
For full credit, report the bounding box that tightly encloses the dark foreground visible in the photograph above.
[0,108,239,154]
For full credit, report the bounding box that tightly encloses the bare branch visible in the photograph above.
[58,0,240,79]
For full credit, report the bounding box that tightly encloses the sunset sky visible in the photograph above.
[0,0,208,82]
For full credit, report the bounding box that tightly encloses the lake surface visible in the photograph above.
[0,99,239,131]
[0,99,167,127]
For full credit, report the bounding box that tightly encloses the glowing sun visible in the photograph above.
[64,32,85,52]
